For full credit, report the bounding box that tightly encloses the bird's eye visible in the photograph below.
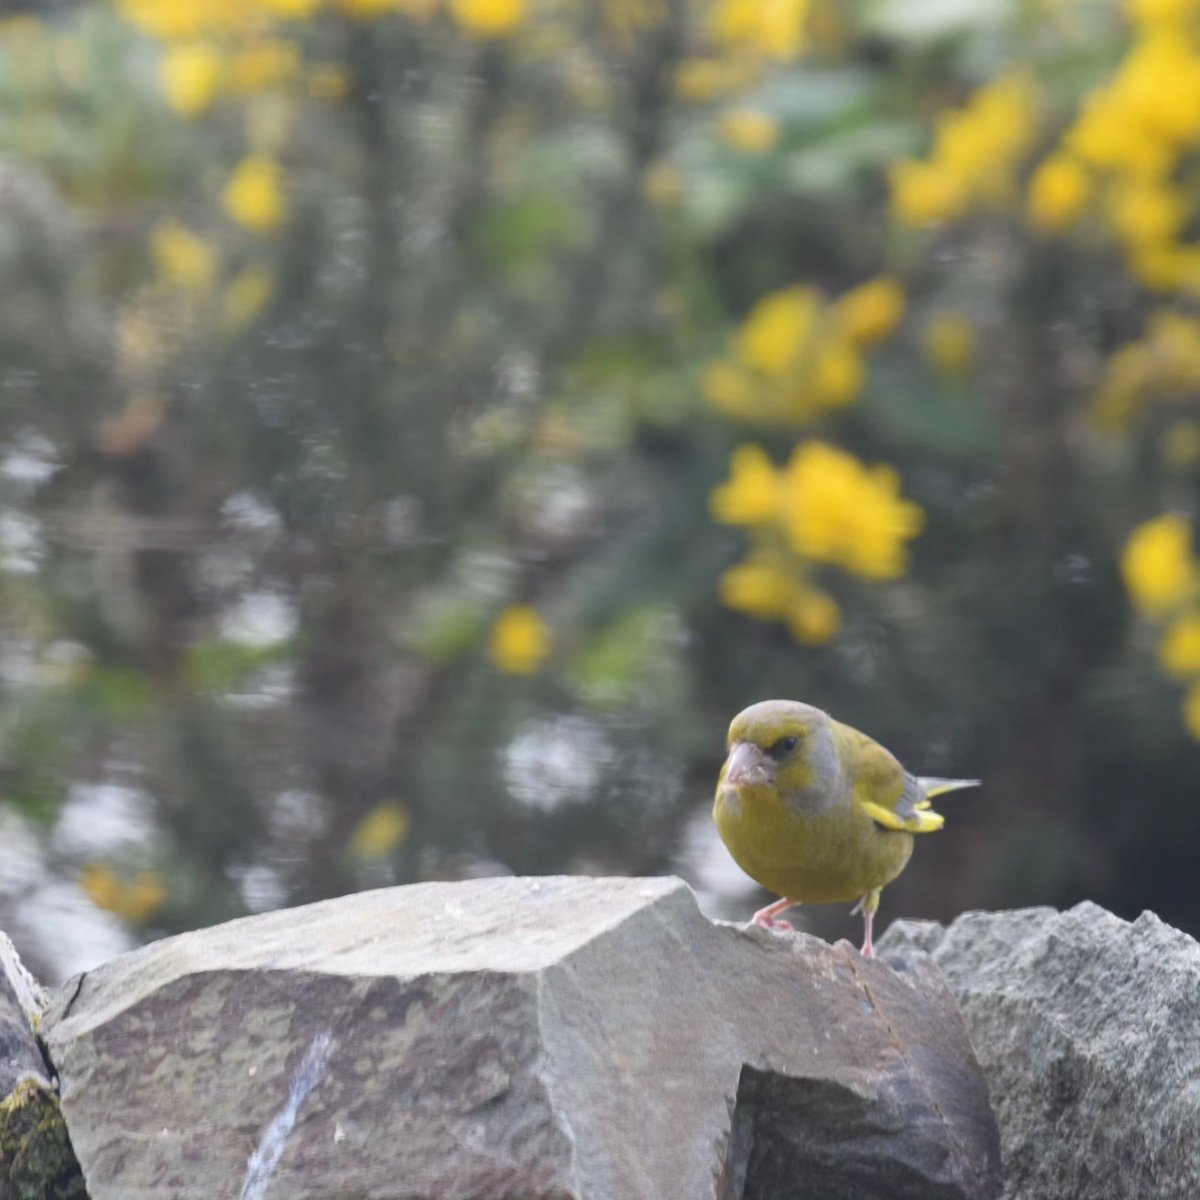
[770,735,799,757]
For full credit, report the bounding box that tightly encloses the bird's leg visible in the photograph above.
[855,888,881,958]
[751,897,797,931]
[861,910,875,958]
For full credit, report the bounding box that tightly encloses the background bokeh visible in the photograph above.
[1,0,1198,983]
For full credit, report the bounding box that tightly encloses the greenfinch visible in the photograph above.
[713,699,978,957]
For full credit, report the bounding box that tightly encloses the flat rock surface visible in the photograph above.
[880,901,1200,1200]
[44,876,1000,1200]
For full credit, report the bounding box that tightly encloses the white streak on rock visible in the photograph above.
[240,1030,335,1200]
[0,930,46,1023]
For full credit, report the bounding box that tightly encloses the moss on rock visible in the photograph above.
[0,1077,87,1200]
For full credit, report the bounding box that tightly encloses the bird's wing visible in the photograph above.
[860,778,945,832]
[835,721,965,834]
[833,721,940,833]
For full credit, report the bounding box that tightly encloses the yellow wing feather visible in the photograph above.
[834,720,963,834]
[859,800,909,831]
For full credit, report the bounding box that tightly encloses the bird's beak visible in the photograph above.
[724,740,769,786]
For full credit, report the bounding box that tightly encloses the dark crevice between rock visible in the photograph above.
[720,1065,981,1200]
[52,974,85,1025]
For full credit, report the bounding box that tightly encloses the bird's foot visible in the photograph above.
[751,898,797,932]
[753,913,794,932]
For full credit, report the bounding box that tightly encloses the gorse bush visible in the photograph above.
[0,0,1197,970]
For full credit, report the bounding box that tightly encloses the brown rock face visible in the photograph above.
[43,876,1000,1200]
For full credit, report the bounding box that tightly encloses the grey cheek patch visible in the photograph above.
[781,727,844,815]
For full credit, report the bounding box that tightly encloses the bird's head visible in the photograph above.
[719,699,842,812]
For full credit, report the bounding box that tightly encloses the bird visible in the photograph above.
[713,699,978,957]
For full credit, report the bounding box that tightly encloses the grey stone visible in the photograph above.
[0,933,48,1099]
[44,876,999,1200]
[880,901,1200,1200]
[0,932,86,1200]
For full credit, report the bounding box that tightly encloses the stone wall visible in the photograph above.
[0,878,1192,1199]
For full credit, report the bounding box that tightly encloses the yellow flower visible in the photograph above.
[1148,311,1200,385]
[333,0,404,14]
[780,441,925,579]
[309,65,349,101]
[935,72,1036,200]
[604,0,668,40]
[1093,343,1151,430]
[1108,179,1187,249]
[1092,312,1200,423]
[1127,0,1199,24]
[223,155,287,233]
[151,220,217,293]
[922,313,976,379]
[161,42,224,118]
[81,864,168,924]
[1164,421,1200,467]
[833,277,905,347]
[1067,90,1171,177]
[811,340,864,407]
[788,586,840,644]
[1027,155,1090,234]
[674,57,752,102]
[891,72,1036,226]
[889,159,967,226]
[1184,679,1200,740]
[489,605,550,674]
[118,0,210,39]
[1122,514,1195,615]
[1114,33,1200,147]
[718,556,794,619]
[710,0,809,59]
[80,862,121,912]
[231,39,301,93]
[716,109,780,153]
[701,360,759,419]
[450,0,526,37]
[0,15,44,38]
[349,802,411,859]
[710,444,780,525]
[260,0,323,15]
[1160,613,1200,678]
[222,267,274,332]
[735,286,819,376]
[1130,244,1200,292]
[125,872,168,923]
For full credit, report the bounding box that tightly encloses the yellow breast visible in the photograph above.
[713,781,912,904]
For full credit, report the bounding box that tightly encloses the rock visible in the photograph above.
[43,876,999,1200]
[0,933,47,1099]
[879,902,1200,1200]
[0,932,86,1200]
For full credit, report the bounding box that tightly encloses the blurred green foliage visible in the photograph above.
[0,0,1198,973]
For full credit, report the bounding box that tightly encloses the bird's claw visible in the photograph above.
[752,914,794,933]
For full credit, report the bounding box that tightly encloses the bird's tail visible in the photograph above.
[902,777,979,833]
[868,777,980,835]
[916,777,981,806]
